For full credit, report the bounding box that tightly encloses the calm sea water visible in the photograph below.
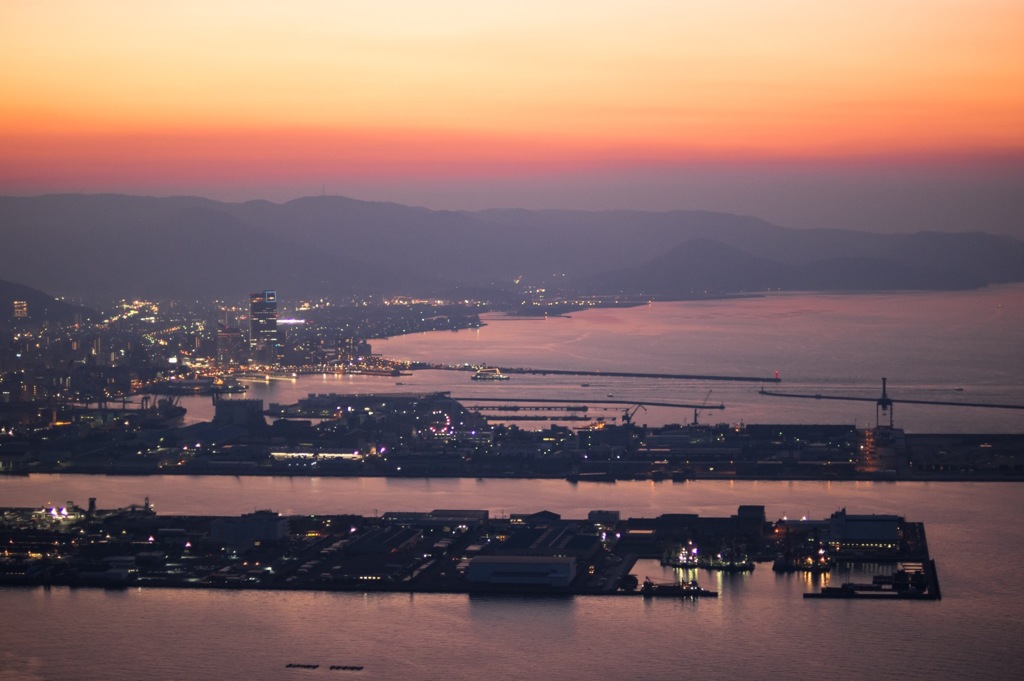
[1,476,1022,680]
[184,285,1024,432]
[2,289,1022,680]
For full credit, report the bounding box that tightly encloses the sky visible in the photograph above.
[2,0,1023,235]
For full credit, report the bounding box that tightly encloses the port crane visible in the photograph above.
[759,377,1024,428]
[692,390,713,426]
[622,403,647,425]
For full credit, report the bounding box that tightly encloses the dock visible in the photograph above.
[804,560,941,600]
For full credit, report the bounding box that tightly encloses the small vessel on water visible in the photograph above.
[661,544,754,572]
[640,577,717,598]
[660,542,699,569]
[471,367,510,381]
[772,548,834,573]
[149,377,248,395]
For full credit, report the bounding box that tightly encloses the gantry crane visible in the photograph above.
[692,390,713,426]
[622,403,647,425]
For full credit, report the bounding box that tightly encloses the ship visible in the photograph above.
[471,367,510,381]
[772,550,834,573]
[640,577,717,598]
[662,544,753,572]
[139,396,186,429]
[660,542,700,568]
[149,377,247,395]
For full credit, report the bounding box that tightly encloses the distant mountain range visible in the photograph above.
[2,193,1022,304]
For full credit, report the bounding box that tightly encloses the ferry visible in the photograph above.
[471,367,510,381]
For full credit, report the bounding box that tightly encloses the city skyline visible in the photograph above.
[2,1,1023,236]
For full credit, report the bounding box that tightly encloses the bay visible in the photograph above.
[2,288,1023,680]
[1,476,1022,680]
[181,285,1024,432]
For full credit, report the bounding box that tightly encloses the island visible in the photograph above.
[0,501,937,600]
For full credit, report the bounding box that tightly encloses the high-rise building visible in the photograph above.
[216,324,246,367]
[249,290,279,361]
[12,300,27,319]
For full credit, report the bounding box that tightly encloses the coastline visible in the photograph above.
[3,468,1023,482]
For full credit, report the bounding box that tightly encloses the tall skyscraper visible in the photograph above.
[216,324,246,367]
[249,290,279,362]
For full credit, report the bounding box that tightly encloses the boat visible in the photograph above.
[344,368,402,376]
[213,378,248,394]
[664,545,753,572]
[471,367,510,381]
[149,377,247,395]
[660,542,700,568]
[772,551,834,573]
[640,577,717,598]
[702,550,754,572]
[139,397,186,429]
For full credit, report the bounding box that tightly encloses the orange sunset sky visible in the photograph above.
[2,1,1023,234]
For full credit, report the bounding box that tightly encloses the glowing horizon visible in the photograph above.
[1,1,1022,229]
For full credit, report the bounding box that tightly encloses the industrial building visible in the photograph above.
[465,556,577,588]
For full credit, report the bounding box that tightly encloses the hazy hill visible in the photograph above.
[1,193,1022,303]
[0,278,94,324]
[579,239,991,295]
[0,194,435,302]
